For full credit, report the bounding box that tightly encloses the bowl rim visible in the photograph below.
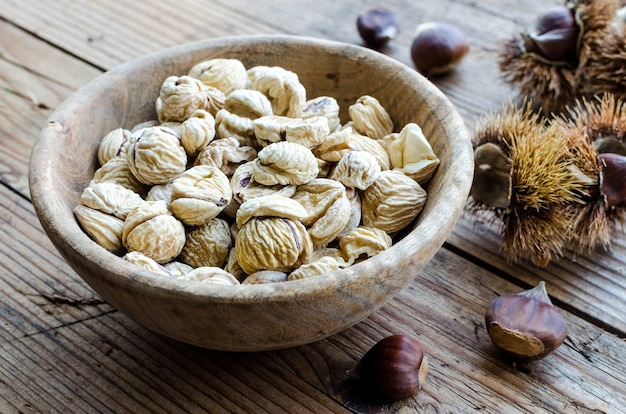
[29,34,473,306]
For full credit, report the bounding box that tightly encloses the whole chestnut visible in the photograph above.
[356,7,399,48]
[485,281,568,361]
[349,334,428,401]
[523,5,580,63]
[410,22,469,76]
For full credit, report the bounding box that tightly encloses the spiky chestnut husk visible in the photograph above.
[498,0,617,115]
[485,281,568,361]
[469,101,586,266]
[551,93,626,253]
[578,8,626,101]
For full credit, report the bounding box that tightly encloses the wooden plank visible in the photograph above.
[447,212,626,337]
[0,183,624,412]
[0,20,102,198]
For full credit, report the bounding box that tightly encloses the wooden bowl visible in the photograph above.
[29,35,473,351]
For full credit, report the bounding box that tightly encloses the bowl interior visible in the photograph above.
[29,35,473,350]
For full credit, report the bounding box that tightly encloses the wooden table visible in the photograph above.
[1,1,625,413]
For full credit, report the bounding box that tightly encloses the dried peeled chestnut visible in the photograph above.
[356,7,399,48]
[485,281,568,361]
[410,22,469,76]
[349,334,428,401]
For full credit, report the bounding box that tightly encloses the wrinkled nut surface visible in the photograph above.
[291,178,352,246]
[230,162,296,204]
[247,65,306,117]
[224,89,273,119]
[194,137,257,176]
[124,251,171,276]
[362,170,428,234]
[252,141,319,186]
[242,270,289,284]
[179,218,232,268]
[339,226,393,262]
[164,261,194,277]
[126,126,187,185]
[121,200,186,263]
[74,204,125,252]
[145,183,174,204]
[98,127,131,166]
[90,157,145,194]
[181,266,241,285]
[288,256,343,280]
[254,115,330,148]
[349,95,394,139]
[301,96,341,132]
[179,109,216,156]
[314,127,391,170]
[382,123,440,184]
[236,216,313,274]
[236,194,308,227]
[215,108,258,148]
[80,182,146,220]
[338,188,362,238]
[156,75,211,122]
[77,59,440,286]
[169,165,232,226]
[188,58,248,96]
[331,150,381,190]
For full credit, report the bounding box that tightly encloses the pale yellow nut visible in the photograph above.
[179,109,216,157]
[90,157,145,194]
[287,256,342,281]
[313,126,390,170]
[179,218,232,268]
[307,247,351,266]
[252,141,319,186]
[337,187,362,238]
[381,123,440,184]
[126,126,187,185]
[247,66,306,117]
[124,251,171,276]
[242,270,288,284]
[169,165,232,226]
[254,115,330,149]
[194,137,257,176]
[145,183,174,204]
[73,204,124,252]
[361,170,428,234]
[235,217,312,274]
[230,162,296,204]
[164,261,194,277]
[339,226,392,263]
[79,182,145,220]
[181,267,241,285]
[224,247,247,283]
[122,200,186,264]
[214,109,258,148]
[291,178,351,246]
[301,96,341,132]
[98,127,131,166]
[224,89,273,119]
[349,95,394,139]
[330,150,381,190]
[156,75,211,122]
[236,194,308,228]
[188,58,248,96]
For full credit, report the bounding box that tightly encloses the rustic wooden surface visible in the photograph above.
[1,0,625,413]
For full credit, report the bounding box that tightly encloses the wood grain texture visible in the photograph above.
[1,0,626,412]
[1,182,624,413]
